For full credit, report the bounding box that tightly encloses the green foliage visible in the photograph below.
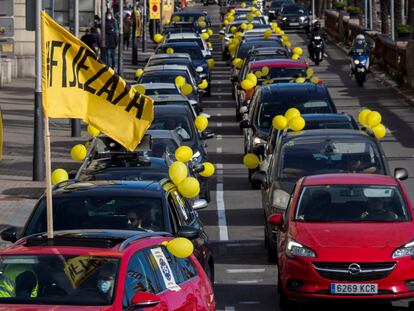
[397,24,413,34]
[334,2,345,8]
[346,6,360,14]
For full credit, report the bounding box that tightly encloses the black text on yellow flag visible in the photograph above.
[41,11,154,151]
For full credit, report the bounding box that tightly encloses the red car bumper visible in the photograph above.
[280,257,414,301]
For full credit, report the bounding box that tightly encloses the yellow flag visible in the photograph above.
[63,256,108,288]
[41,11,153,151]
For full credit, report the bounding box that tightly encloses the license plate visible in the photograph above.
[357,67,365,72]
[331,283,378,294]
[289,22,299,26]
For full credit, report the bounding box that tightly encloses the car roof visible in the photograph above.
[284,128,373,141]
[168,33,200,39]
[261,82,327,97]
[144,64,190,72]
[4,230,173,255]
[137,83,178,89]
[303,174,398,186]
[150,53,191,59]
[250,59,307,69]
[150,94,189,102]
[173,11,206,16]
[154,104,193,115]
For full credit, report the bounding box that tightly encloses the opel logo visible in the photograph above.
[348,263,361,275]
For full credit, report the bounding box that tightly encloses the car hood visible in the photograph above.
[291,222,414,259]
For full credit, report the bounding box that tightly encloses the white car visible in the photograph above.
[165,32,213,58]
[133,82,181,96]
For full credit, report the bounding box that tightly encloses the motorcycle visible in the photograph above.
[351,48,369,87]
[309,35,324,66]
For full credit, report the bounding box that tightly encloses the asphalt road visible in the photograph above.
[193,2,414,310]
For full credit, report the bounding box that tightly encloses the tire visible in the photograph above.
[278,276,298,311]
[315,59,320,66]
[249,169,260,189]
[206,85,211,97]
[408,301,414,311]
[204,182,211,203]
[205,261,215,284]
[236,111,242,121]
[265,232,277,263]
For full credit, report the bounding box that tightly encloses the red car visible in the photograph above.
[269,173,414,308]
[0,230,215,310]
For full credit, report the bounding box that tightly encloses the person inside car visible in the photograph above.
[348,154,378,174]
[360,197,398,221]
[165,119,190,140]
[298,190,331,221]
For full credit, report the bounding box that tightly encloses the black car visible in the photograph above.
[1,179,215,281]
[240,83,337,181]
[151,105,214,201]
[277,3,309,29]
[251,129,408,263]
[266,0,292,21]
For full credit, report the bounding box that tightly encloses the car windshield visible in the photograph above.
[0,255,119,305]
[168,39,204,50]
[140,71,191,85]
[154,100,189,106]
[278,138,384,178]
[256,98,333,128]
[250,67,306,82]
[149,115,194,141]
[237,41,282,59]
[282,5,305,14]
[295,185,410,222]
[145,88,180,95]
[165,46,203,61]
[25,196,165,235]
[148,137,179,157]
[271,1,289,8]
[303,119,356,130]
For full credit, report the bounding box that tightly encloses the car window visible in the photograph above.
[147,137,179,158]
[168,38,204,50]
[278,137,385,179]
[295,185,410,222]
[146,88,180,95]
[176,257,197,281]
[140,71,191,85]
[149,115,193,141]
[252,67,306,83]
[123,250,161,308]
[167,191,188,225]
[25,196,165,236]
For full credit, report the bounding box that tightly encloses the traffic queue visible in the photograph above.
[0,0,413,310]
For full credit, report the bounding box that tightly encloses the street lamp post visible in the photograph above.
[71,0,81,137]
[142,0,146,52]
[118,0,124,76]
[391,0,395,40]
[132,0,138,65]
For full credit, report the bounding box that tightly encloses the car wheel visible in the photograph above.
[278,275,297,311]
[235,111,242,121]
[206,85,211,96]
[205,261,214,284]
[204,182,211,203]
[249,169,260,189]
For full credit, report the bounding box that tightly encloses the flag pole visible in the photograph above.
[44,115,54,239]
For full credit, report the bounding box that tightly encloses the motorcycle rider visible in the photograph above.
[307,20,327,59]
[349,34,370,72]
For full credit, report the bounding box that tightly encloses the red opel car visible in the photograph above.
[0,230,215,310]
[268,173,414,308]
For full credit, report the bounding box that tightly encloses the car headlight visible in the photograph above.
[253,137,265,146]
[300,16,306,21]
[282,17,287,21]
[354,59,360,65]
[360,59,367,65]
[225,36,230,41]
[286,236,316,258]
[392,241,414,258]
[269,10,275,13]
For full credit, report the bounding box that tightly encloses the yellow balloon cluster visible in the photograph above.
[358,109,386,139]
[71,144,87,161]
[272,108,306,132]
[162,238,194,258]
[51,168,68,185]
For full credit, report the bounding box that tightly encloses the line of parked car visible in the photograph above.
[220,0,414,309]
[0,8,219,311]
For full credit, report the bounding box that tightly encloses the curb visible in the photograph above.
[326,35,414,108]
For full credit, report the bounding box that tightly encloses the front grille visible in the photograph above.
[287,17,299,22]
[313,262,396,282]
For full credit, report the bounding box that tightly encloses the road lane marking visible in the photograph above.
[216,134,223,141]
[226,242,262,247]
[216,147,222,153]
[217,113,222,117]
[224,307,235,311]
[226,268,266,273]
[217,122,223,127]
[217,182,229,241]
[236,280,262,284]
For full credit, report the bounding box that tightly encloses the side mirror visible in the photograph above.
[1,226,18,243]
[394,168,408,181]
[239,119,252,129]
[196,66,204,73]
[189,100,198,107]
[239,106,248,114]
[128,291,160,310]
[202,130,215,140]
[192,199,208,210]
[267,214,283,228]
[177,225,200,239]
[251,170,268,188]
[219,30,225,35]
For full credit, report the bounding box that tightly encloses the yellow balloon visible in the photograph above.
[172,15,180,22]
[292,53,300,60]
[246,73,257,85]
[198,16,206,22]
[201,32,210,40]
[166,47,174,54]
[295,77,306,83]
[175,76,186,87]
[366,111,382,128]
[207,58,215,69]
[285,108,301,121]
[288,116,306,131]
[169,161,188,185]
[135,84,146,95]
[372,123,387,139]
[228,44,237,54]
[195,115,209,132]
[135,68,143,78]
[230,26,237,34]
[241,23,247,30]
[281,34,289,41]
[165,237,194,258]
[292,47,303,55]
[200,162,215,177]
[228,15,234,22]
[254,10,261,17]
[243,153,260,169]
[153,33,164,43]
[241,79,255,91]
[232,58,243,69]
[250,6,256,12]
[306,68,314,78]
[272,115,288,130]
[71,144,87,161]
[246,13,254,22]
[234,31,243,39]
[223,19,229,25]
[87,124,100,137]
[198,20,207,28]
[181,83,193,96]
[261,66,269,76]
[175,146,193,163]
[241,2,246,8]
[230,9,235,14]
[254,70,262,78]
[252,0,257,4]
[310,76,320,84]
[358,109,372,125]
[283,41,292,48]
[208,28,213,36]
[247,23,254,30]
[198,79,209,90]
[51,168,68,185]
[178,177,200,198]
[264,29,272,39]
[165,18,171,25]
